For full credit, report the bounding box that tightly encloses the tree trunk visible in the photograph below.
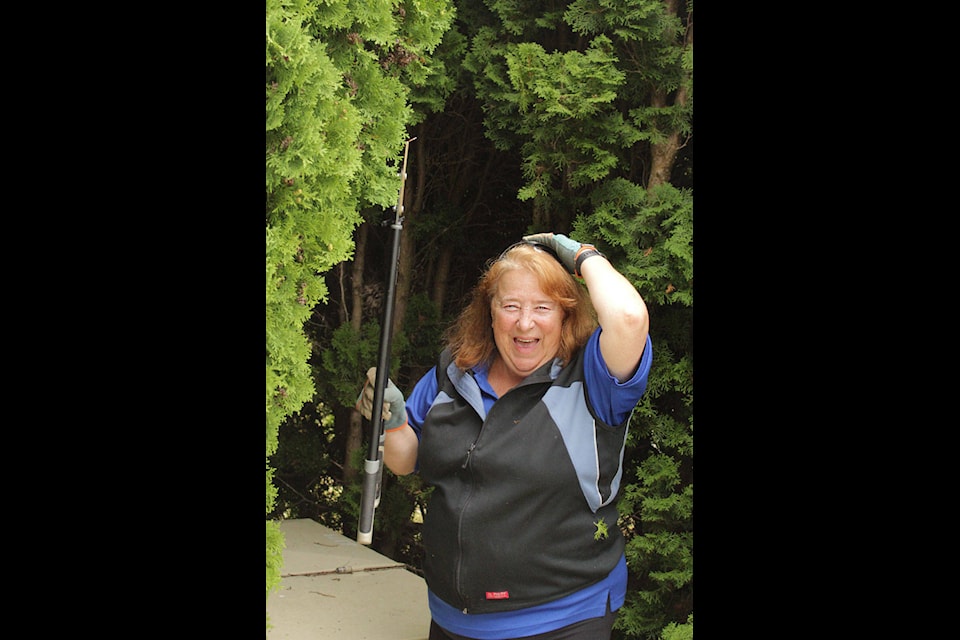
[647,79,688,189]
[532,201,549,231]
[648,0,691,190]
[351,222,368,328]
[391,132,426,340]
[343,222,369,485]
[648,120,680,189]
[432,243,453,315]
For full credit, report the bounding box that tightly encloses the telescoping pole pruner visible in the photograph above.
[357,137,416,545]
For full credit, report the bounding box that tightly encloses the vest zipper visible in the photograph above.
[456,441,477,611]
[461,442,477,469]
[457,425,485,610]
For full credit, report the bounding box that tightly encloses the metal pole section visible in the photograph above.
[358,137,415,545]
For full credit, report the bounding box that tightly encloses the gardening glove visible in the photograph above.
[522,232,604,278]
[355,367,407,432]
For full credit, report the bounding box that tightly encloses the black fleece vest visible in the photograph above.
[419,347,628,614]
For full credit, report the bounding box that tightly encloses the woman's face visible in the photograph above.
[490,268,563,381]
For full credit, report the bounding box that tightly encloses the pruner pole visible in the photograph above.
[357,137,416,545]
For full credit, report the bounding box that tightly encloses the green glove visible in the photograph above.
[355,367,407,432]
[522,232,604,277]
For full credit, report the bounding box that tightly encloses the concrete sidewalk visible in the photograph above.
[267,518,431,639]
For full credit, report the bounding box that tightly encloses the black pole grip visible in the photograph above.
[357,137,413,545]
[357,221,403,544]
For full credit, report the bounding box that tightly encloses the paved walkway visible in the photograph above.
[267,518,431,639]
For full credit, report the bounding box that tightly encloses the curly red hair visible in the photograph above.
[443,243,597,371]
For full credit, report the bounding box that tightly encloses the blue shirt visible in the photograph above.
[405,328,652,637]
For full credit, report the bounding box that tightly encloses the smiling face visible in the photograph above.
[490,268,563,384]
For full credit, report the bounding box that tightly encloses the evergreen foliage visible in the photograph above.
[320,321,393,407]
[576,183,693,639]
[265,0,455,627]
[660,615,694,640]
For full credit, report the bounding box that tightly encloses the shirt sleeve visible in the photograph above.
[583,329,653,426]
[404,366,439,441]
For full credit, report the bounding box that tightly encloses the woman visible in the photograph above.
[358,232,652,640]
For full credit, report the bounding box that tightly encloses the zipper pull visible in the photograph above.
[462,442,477,469]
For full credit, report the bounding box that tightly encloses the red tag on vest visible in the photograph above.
[485,590,510,600]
